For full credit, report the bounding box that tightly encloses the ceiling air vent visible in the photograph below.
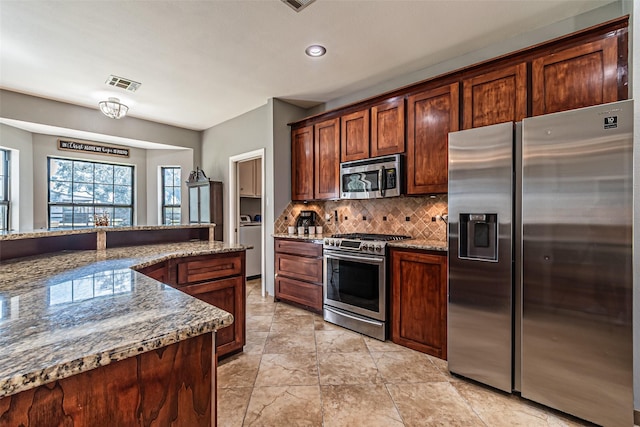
[105,75,141,92]
[282,0,315,12]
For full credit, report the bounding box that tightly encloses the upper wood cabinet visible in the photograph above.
[406,83,459,195]
[532,37,619,116]
[463,63,527,129]
[371,98,405,157]
[239,158,261,197]
[291,125,314,201]
[341,109,370,162]
[314,117,340,200]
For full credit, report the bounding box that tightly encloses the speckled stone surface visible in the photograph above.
[0,223,216,241]
[0,241,245,398]
[388,239,448,252]
[273,233,446,252]
[272,233,326,244]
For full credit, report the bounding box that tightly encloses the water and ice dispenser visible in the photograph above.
[459,213,498,261]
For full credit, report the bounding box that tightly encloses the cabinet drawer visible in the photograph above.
[176,252,243,285]
[275,239,322,257]
[275,276,322,311]
[276,253,323,283]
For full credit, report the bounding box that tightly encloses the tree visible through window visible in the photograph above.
[162,167,181,225]
[48,157,134,229]
[0,149,9,231]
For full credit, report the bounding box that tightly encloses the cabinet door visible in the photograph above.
[463,63,527,129]
[181,276,245,358]
[238,160,255,197]
[341,109,370,162]
[314,118,340,200]
[391,249,447,359]
[371,97,405,157]
[406,83,459,195]
[189,186,199,223]
[291,125,314,201]
[532,37,618,116]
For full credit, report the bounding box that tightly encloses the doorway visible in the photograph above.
[228,149,265,296]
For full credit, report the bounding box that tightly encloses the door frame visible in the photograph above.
[228,148,266,296]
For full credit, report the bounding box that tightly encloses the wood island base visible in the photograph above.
[0,333,215,427]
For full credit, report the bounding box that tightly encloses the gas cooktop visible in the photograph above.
[330,233,411,242]
[324,233,411,255]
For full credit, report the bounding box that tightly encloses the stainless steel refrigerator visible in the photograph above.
[447,100,633,427]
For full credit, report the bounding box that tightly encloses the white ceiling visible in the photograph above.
[0,0,615,132]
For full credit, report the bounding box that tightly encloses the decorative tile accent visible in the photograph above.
[274,195,448,242]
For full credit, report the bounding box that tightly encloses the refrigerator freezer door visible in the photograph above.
[521,100,633,427]
[448,122,514,393]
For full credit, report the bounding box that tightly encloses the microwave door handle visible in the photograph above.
[380,167,386,196]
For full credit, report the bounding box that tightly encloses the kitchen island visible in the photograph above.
[0,239,245,426]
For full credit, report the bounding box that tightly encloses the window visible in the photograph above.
[161,167,181,225]
[48,157,134,229]
[0,149,9,231]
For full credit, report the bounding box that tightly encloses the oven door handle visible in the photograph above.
[324,252,384,264]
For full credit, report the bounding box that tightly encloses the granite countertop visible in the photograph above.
[272,233,326,244]
[0,240,245,398]
[0,224,216,241]
[273,233,447,251]
[389,239,448,252]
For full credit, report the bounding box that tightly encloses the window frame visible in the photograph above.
[47,156,134,229]
[161,166,182,225]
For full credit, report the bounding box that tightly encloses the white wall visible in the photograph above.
[0,90,202,159]
[146,149,193,225]
[0,123,34,230]
[201,98,307,295]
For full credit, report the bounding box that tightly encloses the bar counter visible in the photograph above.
[0,240,243,399]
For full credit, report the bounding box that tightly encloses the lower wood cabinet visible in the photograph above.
[136,251,246,359]
[274,238,323,313]
[390,248,447,359]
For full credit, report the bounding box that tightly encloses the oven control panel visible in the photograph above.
[323,238,385,254]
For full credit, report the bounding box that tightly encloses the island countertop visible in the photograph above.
[0,240,245,398]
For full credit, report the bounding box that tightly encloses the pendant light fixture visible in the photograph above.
[99,97,129,119]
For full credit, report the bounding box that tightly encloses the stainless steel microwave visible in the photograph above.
[340,154,402,199]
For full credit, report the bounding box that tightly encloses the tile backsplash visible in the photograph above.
[274,195,448,242]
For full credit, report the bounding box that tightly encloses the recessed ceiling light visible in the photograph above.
[305,45,326,57]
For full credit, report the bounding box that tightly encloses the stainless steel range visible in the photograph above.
[323,233,410,340]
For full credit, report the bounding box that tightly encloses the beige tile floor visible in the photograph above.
[217,279,598,427]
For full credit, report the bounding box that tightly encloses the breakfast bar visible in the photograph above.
[0,227,246,426]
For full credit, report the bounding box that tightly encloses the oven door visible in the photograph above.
[323,249,386,321]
